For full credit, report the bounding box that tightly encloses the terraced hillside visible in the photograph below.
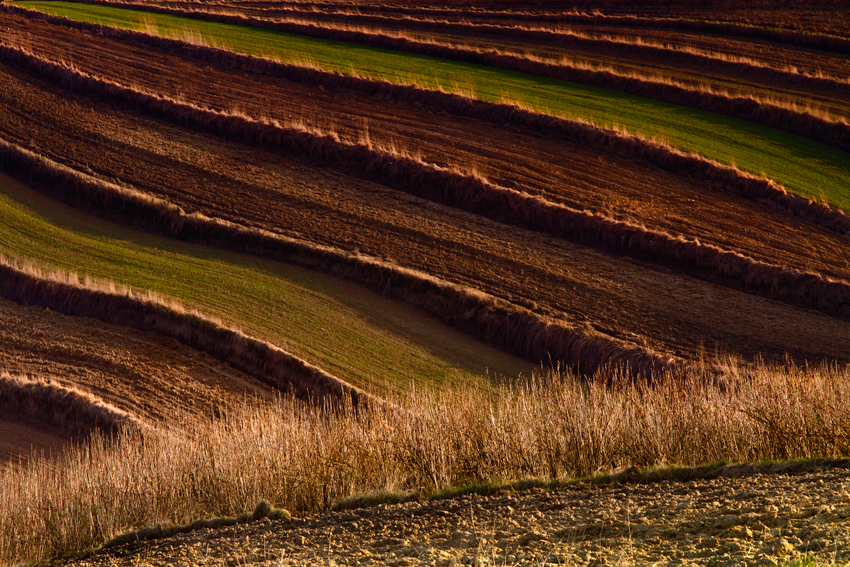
[1,0,850,564]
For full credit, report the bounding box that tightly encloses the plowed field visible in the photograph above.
[3,2,850,563]
[0,296,278,465]
[2,14,850,365]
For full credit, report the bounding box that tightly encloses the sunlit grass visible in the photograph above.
[0,173,534,393]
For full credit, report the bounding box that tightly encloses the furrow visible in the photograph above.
[0,136,679,377]
[6,3,848,241]
[2,43,849,324]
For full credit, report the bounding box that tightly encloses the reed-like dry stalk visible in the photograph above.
[2,361,849,563]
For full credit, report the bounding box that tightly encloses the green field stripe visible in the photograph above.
[0,173,534,392]
[13,0,850,212]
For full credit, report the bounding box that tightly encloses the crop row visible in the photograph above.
[48,0,850,154]
[4,41,850,320]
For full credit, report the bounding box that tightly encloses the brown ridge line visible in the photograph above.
[48,0,850,153]
[2,43,849,324]
[0,136,678,378]
[163,3,850,96]
[0,373,138,439]
[60,0,850,54]
[5,4,849,240]
[0,256,371,408]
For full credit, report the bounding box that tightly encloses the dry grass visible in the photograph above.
[2,360,849,563]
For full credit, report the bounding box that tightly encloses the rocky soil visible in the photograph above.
[69,466,850,567]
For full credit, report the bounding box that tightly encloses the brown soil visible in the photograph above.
[185,4,850,87]
[2,21,850,366]
[64,466,850,566]
[0,296,278,464]
[5,13,849,285]
[0,418,73,469]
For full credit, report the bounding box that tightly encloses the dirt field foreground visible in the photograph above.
[67,465,850,567]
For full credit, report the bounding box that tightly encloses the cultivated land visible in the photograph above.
[12,1,850,207]
[1,0,850,564]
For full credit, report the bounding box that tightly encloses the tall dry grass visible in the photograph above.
[2,361,849,563]
[7,3,849,239]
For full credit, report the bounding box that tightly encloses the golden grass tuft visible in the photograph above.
[2,361,849,562]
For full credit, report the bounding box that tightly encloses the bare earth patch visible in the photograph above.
[69,467,850,567]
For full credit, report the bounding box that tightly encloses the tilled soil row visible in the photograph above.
[0,297,276,425]
[49,0,850,155]
[3,10,849,285]
[78,0,850,50]
[1,45,850,364]
[67,466,850,567]
[152,3,850,98]
[5,44,850,327]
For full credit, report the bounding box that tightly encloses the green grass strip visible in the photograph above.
[13,0,850,212]
[0,173,534,393]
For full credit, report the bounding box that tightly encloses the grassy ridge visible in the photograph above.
[0,173,533,392]
[13,1,850,211]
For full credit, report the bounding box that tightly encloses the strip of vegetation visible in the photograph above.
[0,258,371,406]
[2,363,849,562]
[10,1,850,212]
[0,170,531,393]
[110,1,850,96]
[0,135,674,377]
[4,47,849,324]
